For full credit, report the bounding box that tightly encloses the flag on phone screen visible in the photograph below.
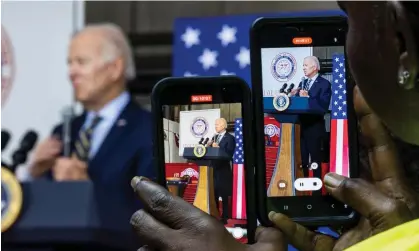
[330,54,349,177]
[233,118,246,219]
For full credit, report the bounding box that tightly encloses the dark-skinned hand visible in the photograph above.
[269,86,419,251]
[130,176,287,251]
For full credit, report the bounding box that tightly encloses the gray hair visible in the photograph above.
[216,118,228,129]
[74,23,136,81]
[304,56,321,71]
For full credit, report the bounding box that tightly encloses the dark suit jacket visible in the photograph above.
[212,132,236,196]
[218,133,236,158]
[297,75,332,113]
[46,98,155,186]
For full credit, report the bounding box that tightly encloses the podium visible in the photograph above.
[183,147,231,217]
[264,97,323,197]
[2,181,140,251]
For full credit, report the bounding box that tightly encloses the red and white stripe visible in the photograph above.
[232,163,246,219]
[330,119,349,177]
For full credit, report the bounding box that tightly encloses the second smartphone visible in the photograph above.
[151,76,257,243]
[250,17,359,226]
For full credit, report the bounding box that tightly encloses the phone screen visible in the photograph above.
[161,95,248,242]
[263,45,347,198]
[254,20,356,218]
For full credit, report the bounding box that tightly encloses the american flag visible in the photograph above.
[329,54,349,177]
[232,118,246,219]
[173,11,344,82]
[173,15,261,84]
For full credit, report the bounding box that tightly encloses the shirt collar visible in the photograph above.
[218,130,226,136]
[85,91,130,126]
[306,73,319,82]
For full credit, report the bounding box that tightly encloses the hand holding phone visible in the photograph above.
[261,85,418,251]
[131,176,279,251]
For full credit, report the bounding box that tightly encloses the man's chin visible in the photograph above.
[75,95,90,105]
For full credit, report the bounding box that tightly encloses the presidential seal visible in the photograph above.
[1,26,16,108]
[193,144,207,158]
[271,52,297,82]
[273,93,290,112]
[264,124,279,138]
[190,117,208,138]
[1,167,23,232]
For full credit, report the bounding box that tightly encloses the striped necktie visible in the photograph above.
[216,134,222,143]
[74,116,102,161]
[303,79,312,91]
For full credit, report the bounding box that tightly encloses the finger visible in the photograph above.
[131,176,207,228]
[255,226,285,243]
[138,246,154,251]
[354,86,403,182]
[324,173,412,225]
[130,209,174,250]
[250,227,287,251]
[269,212,335,251]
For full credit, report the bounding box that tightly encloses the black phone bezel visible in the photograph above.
[151,76,257,243]
[250,17,359,227]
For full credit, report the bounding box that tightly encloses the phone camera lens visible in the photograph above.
[299,27,305,32]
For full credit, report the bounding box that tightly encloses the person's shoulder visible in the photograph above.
[317,75,331,84]
[125,102,153,138]
[128,102,153,125]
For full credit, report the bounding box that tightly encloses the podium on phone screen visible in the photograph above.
[183,147,231,217]
[264,96,324,197]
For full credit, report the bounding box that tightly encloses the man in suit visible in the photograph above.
[29,24,154,191]
[207,118,235,223]
[290,56,332,189]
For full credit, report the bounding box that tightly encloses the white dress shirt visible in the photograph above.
[216,130,227,143]
[304,73,319,91]
[82,91,130,158]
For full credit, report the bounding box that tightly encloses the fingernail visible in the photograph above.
[324,173,345,188]
[131,176,150,190]
[268,211,276,221]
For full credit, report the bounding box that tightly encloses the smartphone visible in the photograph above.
[250,17,358,226]
[151,76,256,243]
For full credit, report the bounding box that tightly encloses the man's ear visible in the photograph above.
[389,0,418,90]
[108,57,125,82]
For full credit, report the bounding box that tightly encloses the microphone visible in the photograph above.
[10,130,39,172]
[61,106,74,157]
[300,77,306,91]
[286,83,295,94]
[279,83,288,93]
[203,138,209,145]
[1,130,11,151]
[198,138,204,145]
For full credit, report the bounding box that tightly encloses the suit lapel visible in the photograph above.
[71,113,86,147]
[89,100,137,167]
[219,133,228,147]
[309,78,320,96]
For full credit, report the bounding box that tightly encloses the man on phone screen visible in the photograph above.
[207,118,235,223]
[290,56,331,185]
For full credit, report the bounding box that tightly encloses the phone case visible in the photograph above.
[250,16,359,227]
[151,76,258,243]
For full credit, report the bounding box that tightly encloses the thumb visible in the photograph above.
[269,212,334,251]
[323,173,411,225]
